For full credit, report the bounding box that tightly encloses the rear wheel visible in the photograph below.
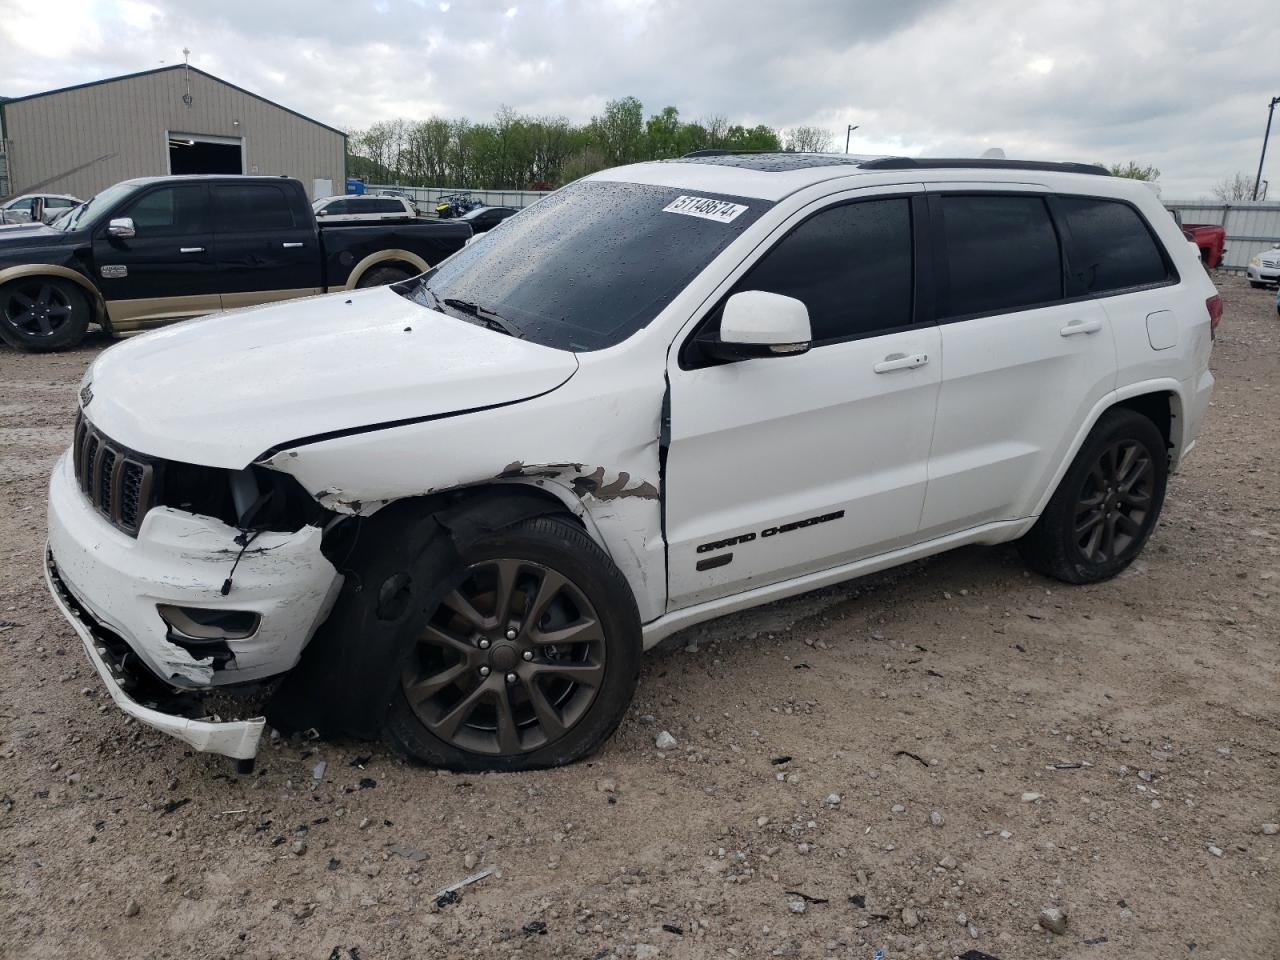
[0,277,90,351]
[384,515,641,771]
[355,265,414,288]
[1018,408,1168,583]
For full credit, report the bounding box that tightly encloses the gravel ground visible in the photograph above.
[1,274,1277,960]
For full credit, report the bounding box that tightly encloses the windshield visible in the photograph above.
[59,182,140,232]
[402,180,769,351]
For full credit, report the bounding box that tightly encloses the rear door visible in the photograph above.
[1049,195,1185,393]
[211,182,322,309]
[919,189,1116,539]
[93,182,218,325]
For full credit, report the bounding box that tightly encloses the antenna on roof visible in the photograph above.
[182,48,193,108]
[979,147,1006,159]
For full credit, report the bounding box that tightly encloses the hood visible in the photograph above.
[82,286,580,469]
[0,221,67,244]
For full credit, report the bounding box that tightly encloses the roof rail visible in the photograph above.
[859,157,1111,176]
[681,149,773,157]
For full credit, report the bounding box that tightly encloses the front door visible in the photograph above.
[664,188,942,609]
[93,183,218,327]
[211,182,322,309]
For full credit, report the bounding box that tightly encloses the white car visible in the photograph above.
[312,193,419,223]
[1246,243,1280,287]
[46,154,1219,771]
[0,193,83,224]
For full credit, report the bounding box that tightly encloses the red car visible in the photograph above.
[1181,223,1226,268]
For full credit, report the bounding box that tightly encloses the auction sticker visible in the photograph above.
[662,195,748,223]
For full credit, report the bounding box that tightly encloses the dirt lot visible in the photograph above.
[1,274,1277,960]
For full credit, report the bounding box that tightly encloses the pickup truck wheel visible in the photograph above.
[0,277,90,352]
[384,515,641,771]
[355,266,414,288]
[1017,408,1168,584]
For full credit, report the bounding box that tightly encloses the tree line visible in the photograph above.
[345,97,833,189]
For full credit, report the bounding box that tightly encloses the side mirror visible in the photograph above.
[316,208,328,217]
[701,291,812,362]
[107,217,136,239]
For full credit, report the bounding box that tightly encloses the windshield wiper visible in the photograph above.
[416,282,443,310]
[442,297,522,339]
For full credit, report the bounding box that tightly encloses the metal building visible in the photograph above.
[0,65,345,202]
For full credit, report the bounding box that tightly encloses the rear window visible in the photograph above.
[212,184,297,232]
[938,194,1062,318]
[1054,196,1171,295]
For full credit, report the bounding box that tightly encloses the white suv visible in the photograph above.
[312,193,419,222]
[46,153,1219,771]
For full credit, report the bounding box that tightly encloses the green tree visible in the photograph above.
[590,96,646,165]
[1106,161,1160,181]
[645,106,683,159]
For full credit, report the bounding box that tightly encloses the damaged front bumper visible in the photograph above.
[45,450,342,759]
[45,551,265,759]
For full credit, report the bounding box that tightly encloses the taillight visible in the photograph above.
[1206,294,1222,339]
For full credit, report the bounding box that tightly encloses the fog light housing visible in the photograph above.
[157,604,260,641]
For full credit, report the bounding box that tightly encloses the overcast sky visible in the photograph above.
[3,0,1279,198]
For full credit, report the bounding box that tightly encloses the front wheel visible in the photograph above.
[384,515,641,771]
[1018,408,1168,584]
[1251,281,1267,289]
[0,277,91,352]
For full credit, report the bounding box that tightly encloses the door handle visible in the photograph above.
[873,352,929,374]
[179,246,205,254]
[1060,318,1103,337]
[281,242,304,249]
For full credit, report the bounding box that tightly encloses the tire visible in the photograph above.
[1251,281,1266,289]
[384,514,642,771]
[1017,408,1168,584]
[355,265,414,289]
[0,276,91,352]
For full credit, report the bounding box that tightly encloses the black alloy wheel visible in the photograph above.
[1018,407,1168,584]
[1072,439,1155,564]
[400,558,607,756]
[0,277,91,351]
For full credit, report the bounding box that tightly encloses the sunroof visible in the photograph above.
[665,152,867,173]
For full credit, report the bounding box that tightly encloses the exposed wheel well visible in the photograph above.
[1112,391,1175,457]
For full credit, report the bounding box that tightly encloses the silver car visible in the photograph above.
[0,193,84,225]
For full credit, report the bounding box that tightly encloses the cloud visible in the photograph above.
[2,0,1278,196]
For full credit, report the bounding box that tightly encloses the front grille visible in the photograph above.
[72,413,156,537]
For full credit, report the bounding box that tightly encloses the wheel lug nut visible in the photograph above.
[505,672,517,684]
[522,650,533,661]
[505,628,517,640]
[478,638,490,650]
[479,666,491,677]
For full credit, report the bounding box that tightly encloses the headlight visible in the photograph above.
[1250,255,1262,265]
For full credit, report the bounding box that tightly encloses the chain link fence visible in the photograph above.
[366,184,551,210]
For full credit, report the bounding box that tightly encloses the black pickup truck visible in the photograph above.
[0,175,472,351]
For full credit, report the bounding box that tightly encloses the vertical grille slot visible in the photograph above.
[72,417,157,537]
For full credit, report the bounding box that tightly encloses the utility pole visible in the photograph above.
[845,124,860,154]
[1254,96,1280,201]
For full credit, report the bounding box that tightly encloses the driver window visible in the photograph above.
[728,197,915,345]
[120,186,209,237]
